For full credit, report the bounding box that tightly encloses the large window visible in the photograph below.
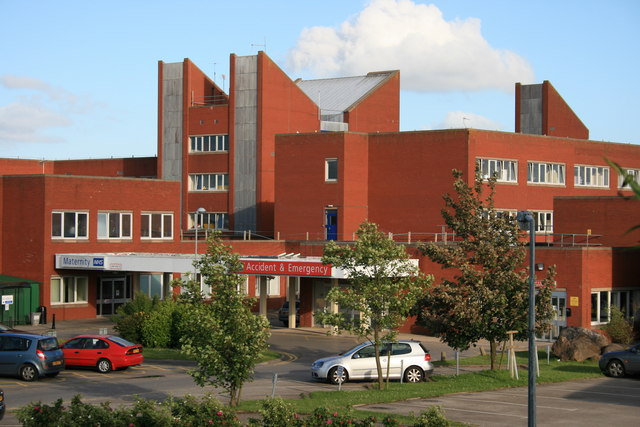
[591,290,637,324]
[190,135,229,152]
[190,173,229,191]
[532,211,553,233]
[51,276,88,304]
[477,158,517,183]
[190,212,229,230]
[325,158,338,182]
[574,165,609,188]
[97,212,132,239]
[139,274,164,299]
[617,167,640,190]
[140,213,173,239]
[256,276,280,296]
[51,211,88,239]
[528,162,565,185]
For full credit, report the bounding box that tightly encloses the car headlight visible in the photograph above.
[312,361,324,369]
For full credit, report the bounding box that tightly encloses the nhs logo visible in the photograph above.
[92,258,105,267]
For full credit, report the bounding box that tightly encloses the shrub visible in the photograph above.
[141,300,179,348]
[165,394,240,426]
[602,306,634,344]
[413,406,449,427]
[113,292,160,343]
[249,397,302,426]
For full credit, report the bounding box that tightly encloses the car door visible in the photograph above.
[78,338,109,367]
[62,338,87,366]
[388,343,413,378]
[349,344,380,379]
[0,336,31,376]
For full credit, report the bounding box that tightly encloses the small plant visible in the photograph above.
[413,406,449,427]
[249,397,302,426]
[602,306,634,344]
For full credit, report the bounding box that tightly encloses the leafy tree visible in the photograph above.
[416,169,555,369]
[316,221,432,390]
[607,159,640,240]
[173,232,270,407]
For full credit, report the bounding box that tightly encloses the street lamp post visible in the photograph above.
[194,207,207,277]
[516,210,536,427]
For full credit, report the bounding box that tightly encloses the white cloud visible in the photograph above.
[433,111,504,131]
[288,0,535,92]
[0,101,71,143]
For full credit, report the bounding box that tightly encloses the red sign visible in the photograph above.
[239,259,332,277]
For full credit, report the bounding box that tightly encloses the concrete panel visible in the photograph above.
[234,56,258,232]
[161,62,183,181]
[520,83,542,135]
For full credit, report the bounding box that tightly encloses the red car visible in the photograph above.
[61,335,143,373]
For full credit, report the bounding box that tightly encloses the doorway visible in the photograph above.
[325,209,338,241]
[551,291,567,338]
[97,277,131,316]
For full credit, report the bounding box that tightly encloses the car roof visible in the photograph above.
[0,332,54,339]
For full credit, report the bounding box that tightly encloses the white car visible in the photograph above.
[311,340,434,384]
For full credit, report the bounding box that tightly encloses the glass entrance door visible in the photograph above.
[97,277,130,316]
[551,291,567,338]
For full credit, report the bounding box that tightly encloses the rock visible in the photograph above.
[601,343,626,355]
[552,327,611,362]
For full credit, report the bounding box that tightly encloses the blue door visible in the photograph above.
[325,209,338,241]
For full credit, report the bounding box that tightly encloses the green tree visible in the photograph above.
[316,221,432,390]
[606,159,640,240]
[173,232,270,407]
[417,169,555,369]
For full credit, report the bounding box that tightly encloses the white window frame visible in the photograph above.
[617,167,640,190]
[51,211,89,239]
[140,213,173,239]
[139,274,165,299]
[325,158,338,182]
[591,290,636,325]
[190,212,229,230]
[527,161,565,185]
[189,173,229,191]
[190,135,229,153]
[256,276,280,296]
[477,158,517,183]
[532,211,553,233]
[574,165,609,188]
[51,276,88,304]
[97,212,132,239]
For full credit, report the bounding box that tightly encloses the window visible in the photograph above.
[325,158,338,181]
[51,276,88,304]
[190,173,229,191]
[617,167,640,190]
[190,212,229,230]
[140,274,164,299]
[141,213,173,239]
[528,162,565,185]
[190,135,229,152]
[591,290,637,324]
[532,211,553,233]
[51,211,88,239]
[574,165,609,187]
[97,212,132,239]
[255,276,280,296]
[477,158,517,182]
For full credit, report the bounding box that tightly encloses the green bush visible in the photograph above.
[113,293,160,344]
[602,306,634,344]
[413,406,449,427]
[249,397,302,426]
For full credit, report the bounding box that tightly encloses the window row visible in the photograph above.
[591,289,638,324]
[190,211,229,230]
[190,173,229,191]
[190,134,229,153]
[477,158,638,189]
[494,209,554,233]
[52,211,173,240]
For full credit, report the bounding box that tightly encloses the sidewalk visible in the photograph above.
[10,317,117,342]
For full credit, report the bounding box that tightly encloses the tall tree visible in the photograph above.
[316,221,432,390]
[417,169,555,369]
[173,232,270,407]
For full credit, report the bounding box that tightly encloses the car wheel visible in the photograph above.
[19,364,38,381]
[606,359,626,378]
[97,358,112,373]
[404,366,424,383]
[328,366,348,385]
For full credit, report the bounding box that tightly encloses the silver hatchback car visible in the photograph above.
[311,340,434,384]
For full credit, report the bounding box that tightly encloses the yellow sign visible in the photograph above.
[570,296,579,306]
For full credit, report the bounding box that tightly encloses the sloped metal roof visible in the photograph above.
[296,72,395,113]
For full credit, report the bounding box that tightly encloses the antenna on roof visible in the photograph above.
[462,117,469,128]
[251,37,267,52]
[213,62,217,84]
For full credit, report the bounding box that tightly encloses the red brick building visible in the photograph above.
[1,52,638,334]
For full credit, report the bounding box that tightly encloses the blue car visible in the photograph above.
[599,343,640,378]
[0,333,65,381]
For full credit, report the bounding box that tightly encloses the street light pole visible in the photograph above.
[194,207,207,277]
[517,210,536,427]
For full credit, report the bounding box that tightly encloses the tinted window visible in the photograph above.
[391,343,412,356]
[38,337,60,351]
[63,338,85,349]
[107,336,135,347]
[1,336,31,351]
[355,345,376,358]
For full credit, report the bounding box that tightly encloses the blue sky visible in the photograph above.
[1,0,638,160]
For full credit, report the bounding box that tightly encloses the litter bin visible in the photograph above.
[38,305,47,324]
[30,312,41,325]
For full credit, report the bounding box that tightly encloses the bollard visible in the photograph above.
[440,351,447,361]
[51,313,56,329]
[271,373,278,398]
[455,351,460,376]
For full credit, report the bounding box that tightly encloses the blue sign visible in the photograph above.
[92,258,105,267]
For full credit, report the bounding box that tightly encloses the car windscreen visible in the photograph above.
[107,336,136,347]
[38,337,60,351]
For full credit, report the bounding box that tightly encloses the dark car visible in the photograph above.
[0,333,65,381]
[278,301,300,326]
[599,343,640,377]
